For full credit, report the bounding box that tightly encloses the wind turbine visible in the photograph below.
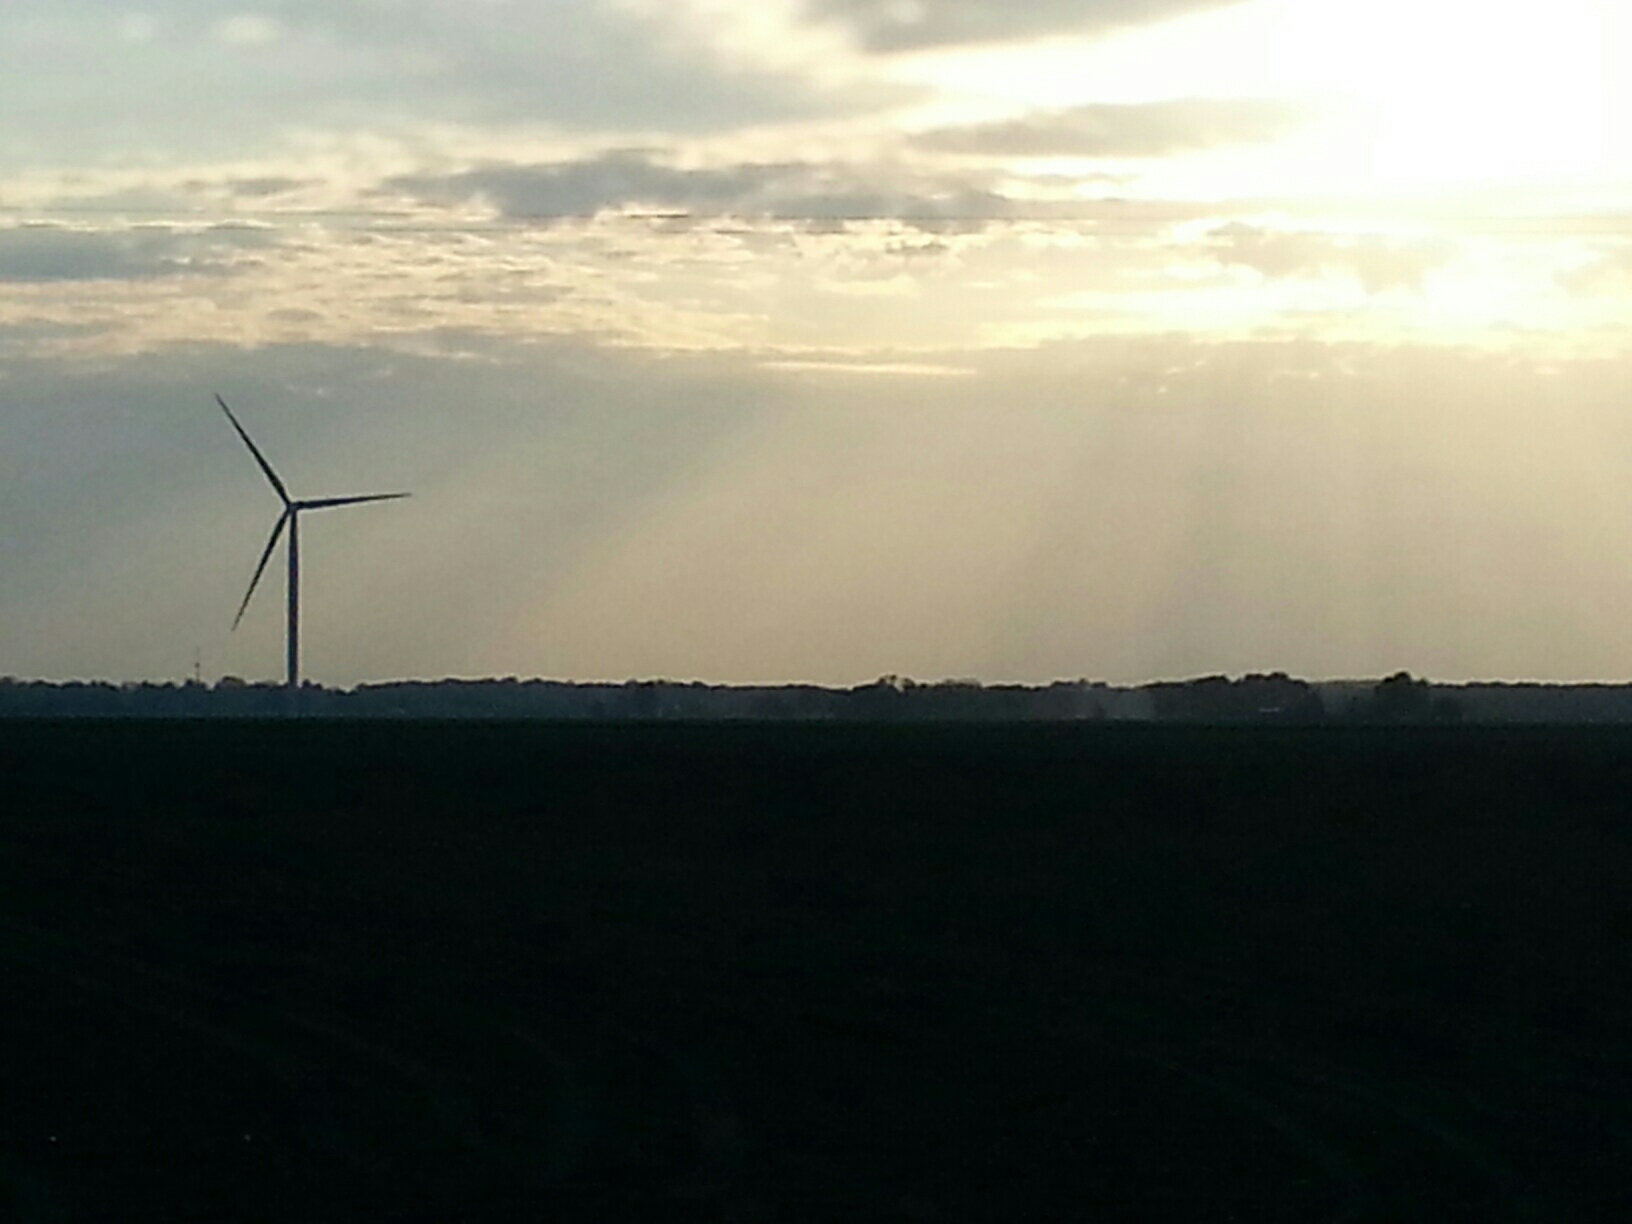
[217,393,409,690]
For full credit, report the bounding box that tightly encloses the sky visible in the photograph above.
[3,0,1632,686]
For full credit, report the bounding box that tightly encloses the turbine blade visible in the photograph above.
[296,492,412,511]
[233,510,290,631]
[216,393,291,506]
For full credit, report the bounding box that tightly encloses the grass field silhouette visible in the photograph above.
[3,721,1629,1220]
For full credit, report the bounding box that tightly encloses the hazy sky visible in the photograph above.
[4,0,1632,685]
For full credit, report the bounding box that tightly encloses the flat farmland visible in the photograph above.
[2,720,1630,1221]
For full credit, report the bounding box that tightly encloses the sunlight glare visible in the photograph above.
[891,0,1626,201]
[1277,0,1614,189]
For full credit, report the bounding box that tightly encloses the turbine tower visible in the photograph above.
[218,393,409,690]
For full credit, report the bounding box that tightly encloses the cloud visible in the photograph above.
[918,99,1308,158]
[390,151,1028,225]
[117,13,158,42]
[397,154,778,218]
[0,1,861,166]
[1202,223,1453,292]
[0,224,275,283]
[4,189,1609,365]
[0,319,111,360]
[804,0,1243,51]
[214,176,316,199]
[212,13,282,47]
[1557,243,1632,295]
[758,357,972,375]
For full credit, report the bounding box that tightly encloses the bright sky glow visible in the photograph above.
[1329,0,1613,188]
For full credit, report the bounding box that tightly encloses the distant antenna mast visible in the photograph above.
[193,648,203,686]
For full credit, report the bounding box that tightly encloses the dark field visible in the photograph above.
[3,721,1631,1221]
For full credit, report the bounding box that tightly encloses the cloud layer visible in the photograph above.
[806,0,1243,50]
[0,225,273,283]
[917,99,1307,157]
[390,152,1024,224]
[0,1,840,166]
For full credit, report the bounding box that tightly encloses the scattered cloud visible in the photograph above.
[1557,243,1632,295]
[0,224,276,283]
[215,176,317,200]
[803,0,1244,51]
[1201,222,1454,292]
[212,13,282,47]
[917,98,1309,158]
[758,357,973,375]
[117,12,158,42]
[0,319,112,361]
[389,151,1031,225]
[0,0,867,167]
